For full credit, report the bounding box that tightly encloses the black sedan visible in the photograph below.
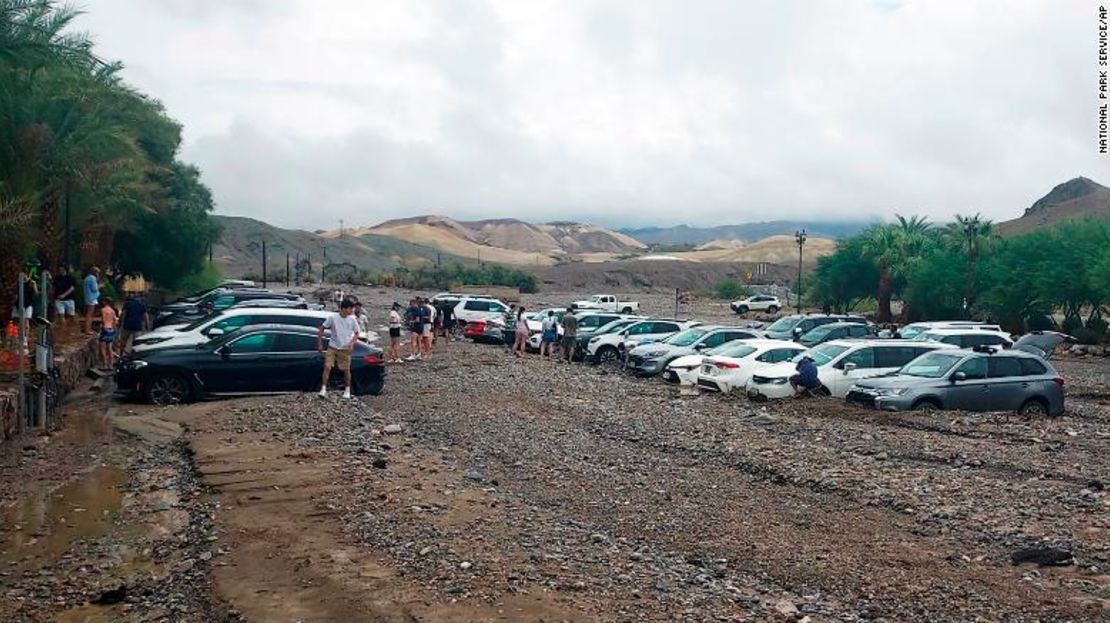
[115,324,385,405]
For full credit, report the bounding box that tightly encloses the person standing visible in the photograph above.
[512,306,529,358]
[52,265,76,330]
[405,298,423,361]
[117,293,148,356]
[11,272,37,354]
[98,297,118,370]
[422,297,436,358]
[561,308,579,363]
[540,310,558,360]
[439,299,454,344]
[388,302,404,363]
[83,267,101,335]
[502,303,517,353]
[317,298,361,399]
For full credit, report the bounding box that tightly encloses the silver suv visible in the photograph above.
[845,348,1065,416]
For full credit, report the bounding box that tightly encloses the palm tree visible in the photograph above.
[945,213,993,316]
[861,215,933,322]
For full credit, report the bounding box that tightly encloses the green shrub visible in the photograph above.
[175,263,223,295]
[713,280,750,300]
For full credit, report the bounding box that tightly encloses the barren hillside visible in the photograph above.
[670,235,837,264]
[996,177,1110,236]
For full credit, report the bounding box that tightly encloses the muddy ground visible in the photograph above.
[0,299,1108,621]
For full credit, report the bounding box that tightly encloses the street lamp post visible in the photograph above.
[794,229,807,313]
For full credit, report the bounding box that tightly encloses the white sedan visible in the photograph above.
[693,340,806,393]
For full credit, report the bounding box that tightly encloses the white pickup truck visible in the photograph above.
[571,294,639,314]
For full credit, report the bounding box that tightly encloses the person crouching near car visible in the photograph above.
[317,298,361,399]
[789,355,821,396]
[98,297,118,370]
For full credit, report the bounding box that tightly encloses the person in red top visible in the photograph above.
[98,297,118,370]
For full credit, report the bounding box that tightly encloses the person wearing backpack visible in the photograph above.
[540,310,559,360]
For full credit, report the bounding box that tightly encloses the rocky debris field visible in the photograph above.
[210,338,1108,621]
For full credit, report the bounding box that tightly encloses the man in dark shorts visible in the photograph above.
[438,299,454,343]
[117,292,148,356]
[560,307,578,363]
[789,355,822,395]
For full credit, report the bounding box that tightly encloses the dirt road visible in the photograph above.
[1,340,1107,622]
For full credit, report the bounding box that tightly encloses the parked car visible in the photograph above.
[694,340,807,392]
[571,317,643,361]
[116,324,385,405]
[896,321,1002,340]
[575,312,644,336]
[453,297,510,327]
[845,347,1065,416]
[762,314,866,341]
[586,319,697,364]
[625,326,761,376]
[133,308,373,354]
[154,290,304,327]
[463,317,508,344]
[919,328,1014,349]
[570,294,639,314]
[746,339,955,400]
[797,321,874,347]
[229,299,323,311]
[730,295,782,315]
[175,280,258,304]
[1012,331,1075,359]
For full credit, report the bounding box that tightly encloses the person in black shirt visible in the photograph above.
[117,293,148,356]
[52,265,77,329]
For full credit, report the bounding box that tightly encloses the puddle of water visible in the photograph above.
[0,465,126,569]
[63,411,110,445]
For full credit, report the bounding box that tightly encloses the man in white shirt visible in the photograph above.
[317,298,361,399]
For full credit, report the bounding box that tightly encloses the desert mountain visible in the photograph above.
[331,215,644,266]
[212,215,460,279]
[620,220,869,246]
[996,177,1110,236]
[669,235,837,264]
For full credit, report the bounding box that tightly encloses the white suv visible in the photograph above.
[746,339,955,400]
[730,295,781,314]
[453,298,510,326]
[586,319,699,364]
[919,328,1013,350]
[131,308,372,354]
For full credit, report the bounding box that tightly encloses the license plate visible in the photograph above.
[701,365,713,374]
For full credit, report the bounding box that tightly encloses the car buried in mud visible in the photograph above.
[116,324,385,405]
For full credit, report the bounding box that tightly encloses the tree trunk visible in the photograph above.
[876,268,893,323]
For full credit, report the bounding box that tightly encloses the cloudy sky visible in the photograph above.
[82,0,1099,230]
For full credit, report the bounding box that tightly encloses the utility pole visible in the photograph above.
[261,240,267,288]
[674,288,679,319]
[794,229,807,314]
[286,252,291,286]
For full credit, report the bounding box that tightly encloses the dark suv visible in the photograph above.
[154,289,304,327]
[763,314,867,341]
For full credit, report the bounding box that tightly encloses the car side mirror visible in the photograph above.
[217,345,230,359]
[694,343,706,350]
[842,362,857,374]
[207,328,224,337]
[619,331,628,337]
[792,327,803,337]
[952,371,967,382]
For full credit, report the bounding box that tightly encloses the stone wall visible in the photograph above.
[1,337,97,441]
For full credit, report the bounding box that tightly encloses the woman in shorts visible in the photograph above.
[388,302,403,363]
[540,310,559,360]
[406,299,423,361]
[512,306,529,358]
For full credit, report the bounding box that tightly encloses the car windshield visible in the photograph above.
[900,352,963,377]
[180,312,222,332]
[765,316,801,332]
[919,332,944,342]
[664,328,707,346]
[595,320,633,335]
[801,325,832,340]
[792,343,849,366]
[899,325,927,339]
[717,344,757,358]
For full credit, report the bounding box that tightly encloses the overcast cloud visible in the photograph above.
[81,0,1100,229]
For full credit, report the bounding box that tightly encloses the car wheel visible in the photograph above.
[359,377,385,396]
[735,305,749,315]
[596,345,619,365]
[912,399,940,412]
[767,305,779,314]
[621,307,633,314]
[1018,399,1048,417]
[815,386,831,397]
[145,374,191,406]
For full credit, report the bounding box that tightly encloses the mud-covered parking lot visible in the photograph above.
[1,294,1108,621]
